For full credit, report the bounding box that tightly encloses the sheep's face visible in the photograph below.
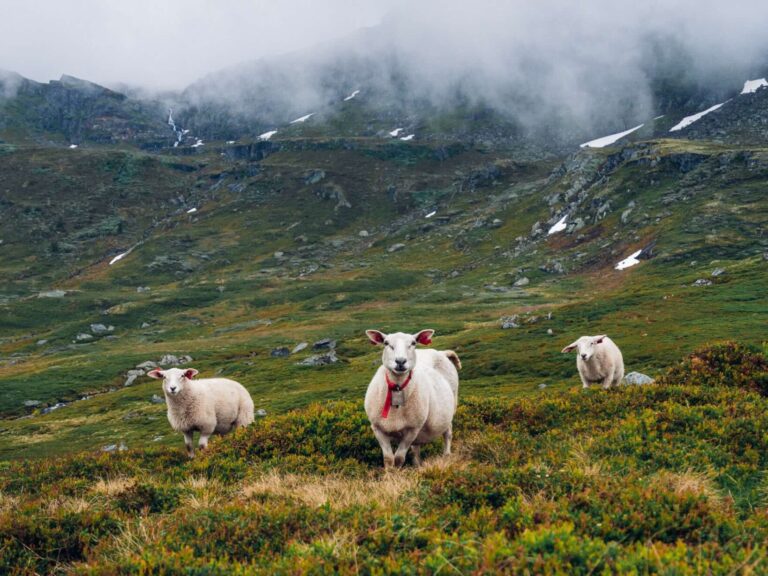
[366,329,434,375]
[147,367,199,396]
[561,335,607,362]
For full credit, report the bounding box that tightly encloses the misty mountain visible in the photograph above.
[0,70,169,147]
[174,4,768,150]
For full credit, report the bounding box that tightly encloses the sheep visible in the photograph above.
[364,329,461,468]
[561,334,624,389]
[147,367,254,457]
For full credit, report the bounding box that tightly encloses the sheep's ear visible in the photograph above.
[147,368,165,379]
[183,368,199,379]
[365,330,386,345]
[561,341,579,353]
[415,329,435,345]
[594,335,607,344]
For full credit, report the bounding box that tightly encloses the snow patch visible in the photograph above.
[187,208,197,214]
[389,128,404,137]
[400,134,415,141]
[290,113,314,124]
[740,78,768,95]
[615,250,642,271]
[191,139,204,148]
[226,140,235,144]
[69,144,78,149]
[580,124,643,148]
[547,215,568,235]
[425,210,437,218]
[259,130,278,140]
[343,90,360,101]
[669,103,725,132]
[109,251,129,265]
[653,115,665,120]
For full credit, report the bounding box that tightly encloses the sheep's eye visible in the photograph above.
[383,341,389,346]
[411,341,416,346]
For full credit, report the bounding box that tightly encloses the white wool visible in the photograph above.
[561,335,625,389]
[364,330,460,468]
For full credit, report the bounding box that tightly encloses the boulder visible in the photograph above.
[501,315,520,329]
[297,351,339,366]
[136,360,157,370]
[513,277,530,287]
[388,243,406,253]
[271,347,290,358]
[313,338,337,350]
[292,342,308,354]
[124,369,145,387]
[624,371,654,385]
[150,394,165,404]
[90,323,114,335]
[256,408,268,417]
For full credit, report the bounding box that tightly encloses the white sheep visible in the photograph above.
[147,367,254,457]
[561,334,624,389]
[364,329,461,468]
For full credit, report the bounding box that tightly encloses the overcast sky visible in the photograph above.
[1,0,767,102]
[0,0,400,89]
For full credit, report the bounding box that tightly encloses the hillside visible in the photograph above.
[1,115,767,458]
[2,343,768,573]
[0,58,767,573]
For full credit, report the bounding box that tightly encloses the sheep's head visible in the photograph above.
[561,335,607,362]
[147,367,199,396]
[366,329,434,375]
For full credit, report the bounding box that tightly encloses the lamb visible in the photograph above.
[147,367,254,457]
[364,329,461,468]
[561,334,624,389]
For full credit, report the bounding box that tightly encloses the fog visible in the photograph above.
[0,0,397,89]
[2,1,768,135]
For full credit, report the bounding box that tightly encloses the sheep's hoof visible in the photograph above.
[394,454,405,468]
[383,456,395,469]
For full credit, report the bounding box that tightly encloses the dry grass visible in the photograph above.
[241,470,419,509]
[45,496,93,514]
[653,469,729,511]
[181,476,228,510]
[566,440,605,479]
[91,476,136,496]
[0,491,19,514]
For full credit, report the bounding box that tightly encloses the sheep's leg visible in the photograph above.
[198,432,212,452]
[580,373,590,389]
[372,426,395,468]
[393,428,421,468]
[183,432,195,458]
[411,445,422,467]
[443,426,453,455]
[601,369,615,390]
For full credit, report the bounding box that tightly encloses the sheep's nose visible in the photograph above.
[169,386,177,392]
[580,354,587,360]
[395,358,407,368]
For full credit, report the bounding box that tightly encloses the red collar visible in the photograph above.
[381,371,412,418]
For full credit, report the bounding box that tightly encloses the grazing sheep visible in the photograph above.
[364,329,461,468]
[561,335,624,389]
[147,367,254,457]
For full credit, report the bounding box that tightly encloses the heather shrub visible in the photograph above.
[660,341,768,394]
